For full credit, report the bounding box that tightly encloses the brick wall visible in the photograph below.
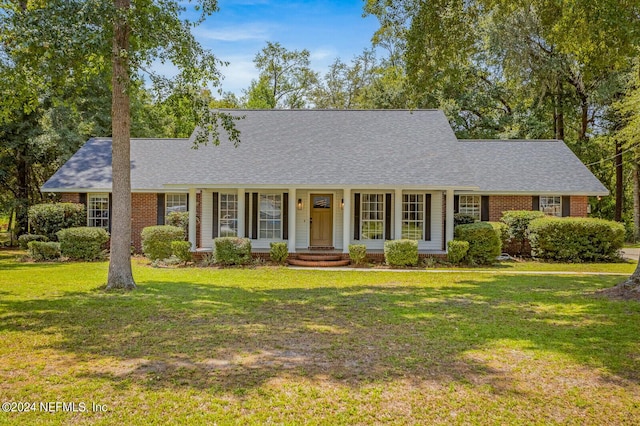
[131,193,158,251]
[570,196,588,217]
[60,193,81,203]
[488,196,533,222]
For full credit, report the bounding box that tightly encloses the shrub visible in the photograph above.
[269,242,289,264]
[214,237,252,266]
[18,234,48,250]
[528,217,624,262]
[384,239,418,267]
[348,244,367,265]
[454,222,502,265]
[171,241,193,264]
[454,213,476,227]
[57,227,109,261]
[447,240,469,264]
[488,221,509,248]
[141,225,185,261]
[166,211,189,237]
[27,241,61,261]
[500,210,546,256]
[28,203,86,241]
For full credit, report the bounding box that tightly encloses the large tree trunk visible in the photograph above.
[15,150,29,236]
[634,161,640,241]
[106,0,136,290]
[615,140,623,222]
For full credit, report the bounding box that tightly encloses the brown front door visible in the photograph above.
[310,194,333,247]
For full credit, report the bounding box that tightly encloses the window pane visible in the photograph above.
[361,194,384,240]
[166,193,188,214]
[259,194,282,239]
[220,193,238,237]
[87,194,109,229]
[402,194,424,240]
[459,195,480,220]
[313,196,331,209]
[540,196,561,216]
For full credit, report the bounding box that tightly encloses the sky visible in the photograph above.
[181,0,381,97]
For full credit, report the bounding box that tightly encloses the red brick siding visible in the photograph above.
[60,193,81,203]
[570,196,588,217]
[131,193,158,251]
[488,196,533,222]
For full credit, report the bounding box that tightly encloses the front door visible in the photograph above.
[310,194,333,247]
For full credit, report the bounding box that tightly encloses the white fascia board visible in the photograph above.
[455,190,609,196]
[162,183,480,191]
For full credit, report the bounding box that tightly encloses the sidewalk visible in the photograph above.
[622,248,640,261]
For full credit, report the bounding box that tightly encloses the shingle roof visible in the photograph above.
[41,109,608,195]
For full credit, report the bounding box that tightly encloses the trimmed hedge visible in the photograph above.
[27,241,61,261]
[489,221,509,248]
[447,240,469,264]
[454,213,476,227]
[171,241,193,264]
[166,211,189,237]
[528,217,624,262]
[384,239,418,267]
[141,225,185,261]
[454,222,502,265]
[28,203,86,241]
[57,227,109,261]
[348,244,367,265]
[269,242,289,264]
[214,237,252,265]
[18,234,48,250]
[500,210,546,256]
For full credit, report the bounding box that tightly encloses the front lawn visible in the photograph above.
[0,251,639,424]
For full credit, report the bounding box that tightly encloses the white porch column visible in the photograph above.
[237,188,245,238]
[188,187,197,250]
[288,188,296,253]
[342,188,351,253]
[394,188,403,239]
[445,189,455,250]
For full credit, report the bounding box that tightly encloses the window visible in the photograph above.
[402,194,424,240]
[166,193,187,215]
[540,196,561,216]
[259,193,282,239]
[459,195,480,220]
[87,193,109,229]
[361,194,384,240]
[220,193,238,237]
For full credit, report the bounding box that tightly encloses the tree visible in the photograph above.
[311,51,376,109]
[253,41,318,109]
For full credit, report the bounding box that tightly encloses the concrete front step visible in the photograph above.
[296,253,344,261]
[288,258,351,267]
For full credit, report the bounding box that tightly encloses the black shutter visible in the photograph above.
[424,194,432,241]
[481,196,490,221]
[157,193,165,225]
[532,196,540,211]
[454,195,460,213]
[251,192,258,239]
[282,192,289,240]
[212,192,219,238]
[385,193,392,240]
[186,194,189,212]
[354,193,361,240]
[244,192,250,238]
[562,196,571,217]
[79,193,87,207]
[108,193,112,233]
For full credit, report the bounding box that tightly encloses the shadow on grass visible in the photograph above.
[0,274,638,394]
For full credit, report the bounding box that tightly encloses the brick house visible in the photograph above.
[41,110,608,254]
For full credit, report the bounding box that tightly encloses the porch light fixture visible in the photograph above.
[297,198,303,210]
[340,198,344,210]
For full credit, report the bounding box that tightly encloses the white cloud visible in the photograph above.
[194,23,273,42]
[218,55,259,95]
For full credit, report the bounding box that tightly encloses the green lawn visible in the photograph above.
[0,251,639,425]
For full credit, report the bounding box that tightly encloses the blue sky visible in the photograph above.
[184,0,380,96]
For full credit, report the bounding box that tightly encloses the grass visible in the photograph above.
[0,250,639,424]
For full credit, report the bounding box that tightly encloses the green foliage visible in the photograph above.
[348,244,368,265]
[528,217,625,262]
[447,240,470,264]
[214,237,252,266]
[28,203,86,241]
[269,242,289,264]
[454,213,476,227]
[18,234,48,250]
[166,211,189,237]
[454,222,502,265]
[500,210,546,256]
[171,241,193,264]
[141,225,185,261]
[57,227,109,261]
[488,221,509,247]
[27,241,61,261]
[384,239,418,267]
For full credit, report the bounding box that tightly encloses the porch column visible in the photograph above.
[288,188,296,253]
[237,188,245,238]
[342,188,351,253]
[394,188,403,239]
[445,189,455,250]
[188,187,197,250]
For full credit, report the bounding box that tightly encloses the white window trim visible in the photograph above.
[540,195,562,217]
[165,193,188,216]
[458,194,481,220]
[219,192,239,237]
[87,193,109,229]
[360,192,386,241]
[258,192,283,240]
[402,192,425,240]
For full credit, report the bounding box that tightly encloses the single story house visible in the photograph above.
[41,109,608,255]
